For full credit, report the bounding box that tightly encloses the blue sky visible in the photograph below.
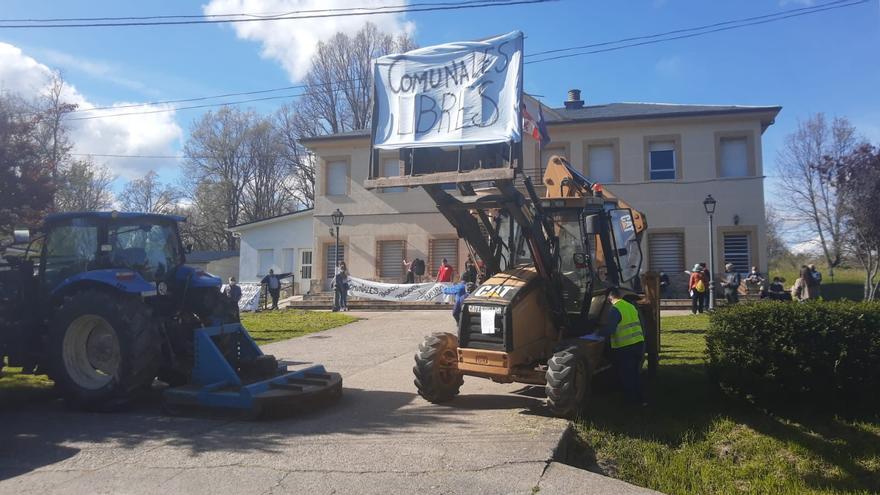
[0,0,878,191]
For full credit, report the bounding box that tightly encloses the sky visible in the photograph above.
[0,0,878,205]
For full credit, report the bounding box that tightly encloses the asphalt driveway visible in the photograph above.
[0,311,655,494]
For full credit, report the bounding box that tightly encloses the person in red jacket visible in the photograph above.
[436,258,454,283]
[688,263,708,314]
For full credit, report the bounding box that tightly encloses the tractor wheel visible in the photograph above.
[413,332,463,403]
[48,290,162,410]
[545,345,591,418]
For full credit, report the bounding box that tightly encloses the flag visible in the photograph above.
[522,99,551,148]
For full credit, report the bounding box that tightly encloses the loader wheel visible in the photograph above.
[48,290,162,410]
[413,333,463,403]
[545,345,591,418]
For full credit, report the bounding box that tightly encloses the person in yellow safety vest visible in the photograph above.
[587,287,647,406]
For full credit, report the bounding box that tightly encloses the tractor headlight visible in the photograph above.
[157,282,168,296]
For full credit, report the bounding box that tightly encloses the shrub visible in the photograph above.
[706,301,880,410]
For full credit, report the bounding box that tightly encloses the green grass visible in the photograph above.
[769,265,866,301]
[0,309,357,402]
[240,309,358,344]
[572,314,880,494]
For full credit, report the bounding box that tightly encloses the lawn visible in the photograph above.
[571,314,880,495]
[0,309,357,402]
[769,266,866,301]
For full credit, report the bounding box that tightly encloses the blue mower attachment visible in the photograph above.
[162,323,342,418]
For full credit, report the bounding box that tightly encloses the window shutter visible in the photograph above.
[723,234,750,273]
[588,145,615,183]
[429,239,459,277]
[326,161,347,196]
[720,137,748,177]
[377,240,406,279]
[648,233,684,273]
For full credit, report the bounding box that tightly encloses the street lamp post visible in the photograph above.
[331,208,344,269]
[703,195,717,310]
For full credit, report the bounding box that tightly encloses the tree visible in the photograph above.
[776,114,857,281]
[31,72,77,180]
[242,119,297,221]
[823,144,880,300]
[0,95,54,234]
[765,205,792,267]
[54,158,115,212]
[183,107,255,251]
[273,24,415,208]
[118,170,181,214]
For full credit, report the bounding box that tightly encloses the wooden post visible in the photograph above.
[640,271,661,375]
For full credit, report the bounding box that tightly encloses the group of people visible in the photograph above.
[684,261,824,313]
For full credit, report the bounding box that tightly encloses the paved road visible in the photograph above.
[0,311,656,494]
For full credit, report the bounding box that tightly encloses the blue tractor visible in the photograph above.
[0,211,341,415]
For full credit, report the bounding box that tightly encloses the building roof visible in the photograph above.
[544,102,781,124]
[186,250,239,263]
[299,101,781,144]
[228,208,314,232]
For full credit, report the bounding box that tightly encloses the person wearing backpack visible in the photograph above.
[688,263,707,314]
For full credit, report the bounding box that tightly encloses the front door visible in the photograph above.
[298,249,313,294]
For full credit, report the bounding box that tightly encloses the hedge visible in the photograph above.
[705,301,880,410]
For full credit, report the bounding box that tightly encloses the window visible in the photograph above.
[258,249,274,276]
[282,248,295,273]
[532,145,568,181]
[42,221,98,288]
[377,240,406,279]
[648,232,684,274]
[649,141,676,180]
[720,137,749,177]
[587,144,615,183]
[381,157,405,193]
[723,233,750,274]
[300,249,313,279]
[326,160,348,196]
[110,221,181,281]
[325,244,345,280]
[429,239,459,277]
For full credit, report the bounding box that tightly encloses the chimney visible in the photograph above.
[564,89,584,109]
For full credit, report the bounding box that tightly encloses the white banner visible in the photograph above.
[373,31,523,150]
[346,276,453,303]
[222,283,262,312]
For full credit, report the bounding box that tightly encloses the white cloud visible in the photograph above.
[35,48,159,96]
[203,0,415,81]
[0,43,182,179]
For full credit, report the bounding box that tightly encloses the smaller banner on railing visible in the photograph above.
[222,283,262,312]
[346,276,452,303]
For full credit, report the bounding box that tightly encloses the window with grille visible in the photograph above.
[429,239,459,277]
[720,137,749,177]
[723,233,750,274]
[648,233,684,274]
[649,141,676,180]
[377,240,406,279]
[325,244,345,280]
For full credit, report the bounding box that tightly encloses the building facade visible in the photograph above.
[228,209,315,294]
[302,93,781,296]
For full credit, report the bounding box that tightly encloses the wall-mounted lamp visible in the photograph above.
[733,214,740,226]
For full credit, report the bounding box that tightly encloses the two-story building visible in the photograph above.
[301,91,780,296]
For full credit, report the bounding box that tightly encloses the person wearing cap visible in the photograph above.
[721,263,741,304]
[688,263,707,314]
